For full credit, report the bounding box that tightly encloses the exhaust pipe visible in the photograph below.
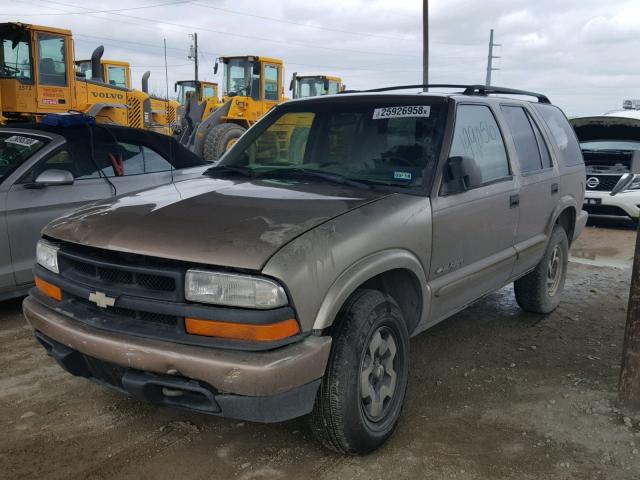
[142,71,150,93]
[90,45,104,82]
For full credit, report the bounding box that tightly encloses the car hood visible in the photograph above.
[570,115,640,142]
[44,176,391,270]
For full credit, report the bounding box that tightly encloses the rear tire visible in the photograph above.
[202,123,246,162]
[310,289,409,454]
[514,225,569,314]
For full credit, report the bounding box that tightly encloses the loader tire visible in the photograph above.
[203,123,246,162]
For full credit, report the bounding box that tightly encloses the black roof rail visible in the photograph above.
[340,84,551,104]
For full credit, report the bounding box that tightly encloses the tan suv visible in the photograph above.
[23,84,587,454]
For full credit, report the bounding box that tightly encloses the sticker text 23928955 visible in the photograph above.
[373,105,431,119]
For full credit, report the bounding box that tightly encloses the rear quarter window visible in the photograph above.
[534,104,583,167]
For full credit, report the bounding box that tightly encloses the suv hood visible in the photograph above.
[44,176,390,270]
[570,115,640,142]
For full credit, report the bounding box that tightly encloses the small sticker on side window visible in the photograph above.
[373,105,431,119]
[4,135,39,147]
[394,171,412,181]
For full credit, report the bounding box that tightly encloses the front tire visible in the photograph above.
[310,289,409,454]
[514,225,569,314]
[202,123,246,162]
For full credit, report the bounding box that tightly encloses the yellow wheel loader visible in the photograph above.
[0,22,178,135]
[179,55,285,161]
[289,73,344,99]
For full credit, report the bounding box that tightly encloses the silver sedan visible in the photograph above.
[0,125,207,300]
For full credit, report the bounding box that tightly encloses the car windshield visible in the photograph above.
[0,133,49,181]
[214,100,448,191]
[581,140,640,151]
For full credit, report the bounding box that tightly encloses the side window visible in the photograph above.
[37,34,67,86]
[263,64,279,101]
[449,104,510,185]
[142,146,172,172]
[530,112,552,169]
[107,66,127,88]
[118,142,145,175]
[328,81,339,95]
[203,86,215,99]
[501,105,546,173]
[534,104,584,167]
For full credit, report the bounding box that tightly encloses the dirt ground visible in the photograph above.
[1,222,639,480]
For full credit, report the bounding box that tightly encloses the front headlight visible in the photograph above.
[36,239,59,274]
[185,270,288,309]
[626,174,640,191]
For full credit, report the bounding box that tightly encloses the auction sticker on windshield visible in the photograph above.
[373,105,431,119]
[4,135,39,148]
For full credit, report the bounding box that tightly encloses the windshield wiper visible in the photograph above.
[203,165,256,178]
[256,167,374,190]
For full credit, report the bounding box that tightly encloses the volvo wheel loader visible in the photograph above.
[0,22,178,135]
[178,55,285,161]
[289,73,344,99]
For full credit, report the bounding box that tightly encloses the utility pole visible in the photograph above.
[619,222,640,411]
[188,33,198,81]
[485,29,500,87]
[423,0,428,91]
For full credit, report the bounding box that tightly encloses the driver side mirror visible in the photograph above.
[441,156,482,195]
[26,169,74,189]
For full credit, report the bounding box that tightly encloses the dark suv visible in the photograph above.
[24,85,587,454]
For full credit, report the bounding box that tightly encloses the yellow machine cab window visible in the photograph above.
[0,26,33,82]
[36,33,67,86]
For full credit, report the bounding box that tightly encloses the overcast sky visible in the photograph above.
[2,0,639,116]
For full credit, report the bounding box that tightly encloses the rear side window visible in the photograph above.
[449,104,510,184]
[501,105,552,173]
[534,104,583,167]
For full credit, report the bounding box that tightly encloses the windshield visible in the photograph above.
[177,81,196,104]
[296,78,325,98]
[581,140,640,151]
[224,58,253,97]
[0,29,32,82]
[0,133,49,182]
[216,100,447,191]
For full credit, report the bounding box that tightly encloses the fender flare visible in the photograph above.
[546,194,578,237]
[312,249,429,332]
[85,102,127,118]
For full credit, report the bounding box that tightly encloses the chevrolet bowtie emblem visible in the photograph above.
[88,291,116,308]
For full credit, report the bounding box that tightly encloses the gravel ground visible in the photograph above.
[1,225,639,479]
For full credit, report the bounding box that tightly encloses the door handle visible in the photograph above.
[551,183,559,194]
[509,194,520,208]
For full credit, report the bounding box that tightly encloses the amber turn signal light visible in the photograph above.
[35,276,62,301]
[185,317,300,341]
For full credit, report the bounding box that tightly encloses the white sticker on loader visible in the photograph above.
[4,135,39,148]
[373,105,431,119]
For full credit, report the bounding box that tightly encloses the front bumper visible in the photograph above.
[23,295,332,422]
[583,190,640,219]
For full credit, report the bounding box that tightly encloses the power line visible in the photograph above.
[191,2,413,43]
[1,0,191,16]
[38,0,422,58]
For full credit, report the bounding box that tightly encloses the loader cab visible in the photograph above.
[0,23,74,119]
[175,80,218,105]
[76,59,131,89]
[218,56,283,114]
[289,74,343,99]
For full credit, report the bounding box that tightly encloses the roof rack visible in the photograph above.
[340,84,551,104]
